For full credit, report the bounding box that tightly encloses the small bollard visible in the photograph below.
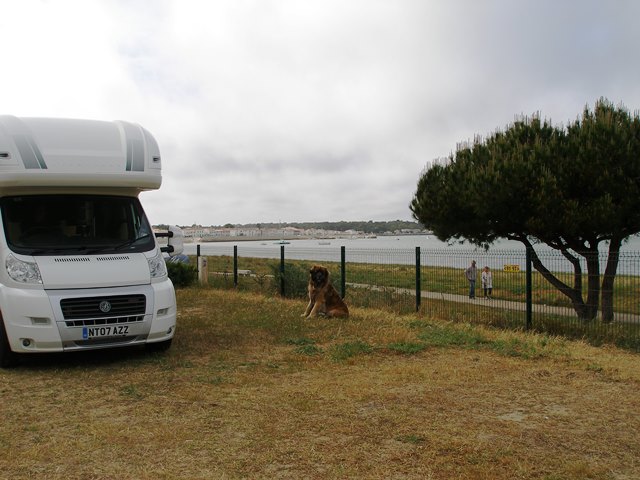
[198,256,208,285]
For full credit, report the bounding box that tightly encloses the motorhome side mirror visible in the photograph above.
[166,225,184,256]
[157,225,184,256]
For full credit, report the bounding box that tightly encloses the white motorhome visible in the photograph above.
[0,116,183,367]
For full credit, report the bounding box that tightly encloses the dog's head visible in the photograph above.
[309,265,329,288]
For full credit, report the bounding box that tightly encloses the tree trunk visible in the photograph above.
[583,249,601,321]
[527,247,594,320]
[601,237,622,323]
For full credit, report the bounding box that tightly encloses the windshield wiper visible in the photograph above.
[25,248,65,255]
[115,234,151,251]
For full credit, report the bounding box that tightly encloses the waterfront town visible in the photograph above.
[170,224,428,242]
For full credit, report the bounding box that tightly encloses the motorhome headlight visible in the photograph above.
[6,254,43,284]
[148,250,168,278]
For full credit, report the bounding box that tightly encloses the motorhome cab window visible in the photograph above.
[1,195,155,255]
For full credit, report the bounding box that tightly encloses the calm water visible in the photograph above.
[181,234,640,274]
[183,234,517,254]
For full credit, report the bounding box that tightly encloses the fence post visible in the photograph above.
[233,245,238,287]
[415,246,421,312]
[341,246,346,299]
[280,245,285,297]
[526,247,532,330]
[196,244,200,275]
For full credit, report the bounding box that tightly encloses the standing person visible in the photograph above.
[482,266,493,299]
[465,260,477,299]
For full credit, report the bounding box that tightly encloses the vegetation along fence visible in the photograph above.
[190,244,640,351]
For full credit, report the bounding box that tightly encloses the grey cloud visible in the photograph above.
[3,0,639,225]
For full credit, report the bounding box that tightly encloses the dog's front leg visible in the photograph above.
[302,290,316,317]
[309,303,325,317]
[308,293,326,317]
[302,299,314,317]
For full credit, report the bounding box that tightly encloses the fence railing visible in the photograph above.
[190,243,640,351]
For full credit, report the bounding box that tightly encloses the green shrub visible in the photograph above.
[269,262,310,298]
[167,261,198,288]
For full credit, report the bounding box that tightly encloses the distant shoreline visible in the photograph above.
[188,233,429,243]
[198,236,312,243]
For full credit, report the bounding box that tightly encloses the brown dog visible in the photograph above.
[302,265,349,318]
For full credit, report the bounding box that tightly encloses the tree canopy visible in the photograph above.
[410,98,640,321]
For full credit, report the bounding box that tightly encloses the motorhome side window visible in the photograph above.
[0,195,155,255]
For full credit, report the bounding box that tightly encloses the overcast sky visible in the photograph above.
[1,0,639,226]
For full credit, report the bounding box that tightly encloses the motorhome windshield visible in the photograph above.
[1,195,155,255]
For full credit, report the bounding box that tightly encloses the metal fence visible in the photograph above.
[192,244,640,351]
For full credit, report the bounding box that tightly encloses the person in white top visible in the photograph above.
[481,266,493,299]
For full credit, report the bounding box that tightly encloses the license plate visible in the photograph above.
[82,325,129,339]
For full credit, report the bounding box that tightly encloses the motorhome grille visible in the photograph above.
[60,295,146,320]
[64,315,145,328]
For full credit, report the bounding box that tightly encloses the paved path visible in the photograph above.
[348,283,640,324]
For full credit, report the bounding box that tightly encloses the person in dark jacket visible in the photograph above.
[465,260,477,299]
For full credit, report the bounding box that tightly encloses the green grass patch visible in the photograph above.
[396,434,426,445]
[121,384,144,400]
[286,337,323,356]
[489,338,545,359]
[285,337,316,346]
[329,340,374,361]
[387,342,427,355]
[295,344,323,356]
[417,324,489,349]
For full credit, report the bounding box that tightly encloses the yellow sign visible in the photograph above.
[503,264,521,272]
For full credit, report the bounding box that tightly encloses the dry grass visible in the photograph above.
[1,288,640,479]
